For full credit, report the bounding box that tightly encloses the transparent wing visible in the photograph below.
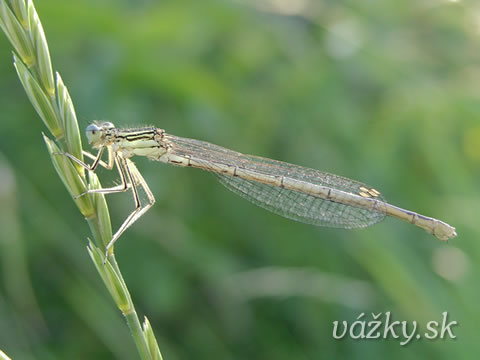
[166,135,386,228]
[215,174,384,228]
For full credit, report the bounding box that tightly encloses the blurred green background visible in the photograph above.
[0,0,479,359]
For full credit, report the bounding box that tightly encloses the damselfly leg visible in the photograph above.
[62,148,155,259]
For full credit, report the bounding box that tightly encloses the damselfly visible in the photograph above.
[65,121,457,256]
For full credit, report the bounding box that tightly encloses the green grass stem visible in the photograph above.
[0,1,163,359]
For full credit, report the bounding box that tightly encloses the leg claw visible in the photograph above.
[74,191,89,199]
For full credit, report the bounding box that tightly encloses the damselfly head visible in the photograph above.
[86,121,115,147]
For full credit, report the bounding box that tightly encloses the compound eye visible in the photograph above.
[86,123,101,135]
[85,123,103,145]
[102,122,115,129]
